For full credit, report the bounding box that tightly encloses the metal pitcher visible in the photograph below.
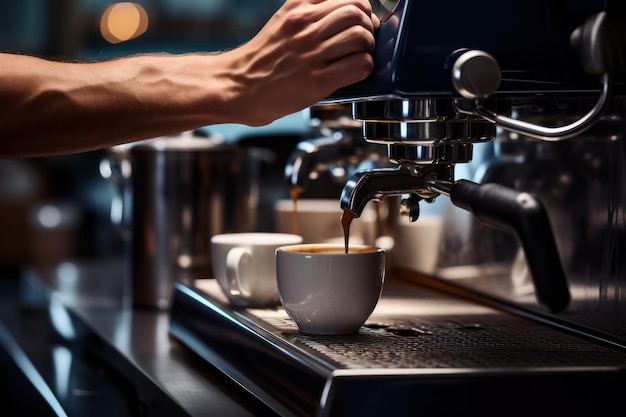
[101,130,260,309]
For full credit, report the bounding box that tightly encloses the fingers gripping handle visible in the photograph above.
[449,180,570,313]
[226,247,253,299]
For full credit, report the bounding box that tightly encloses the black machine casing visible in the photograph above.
[328,0,625,102]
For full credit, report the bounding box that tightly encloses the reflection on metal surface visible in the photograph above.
[369,0,400,21]
[49,297,77,341]
[53,346,73,401]
[0,321,69,417]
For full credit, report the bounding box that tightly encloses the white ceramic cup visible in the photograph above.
[211,232,303,308]
[274,198,377,244]
[391,215,443,274]
[276,243,385,335]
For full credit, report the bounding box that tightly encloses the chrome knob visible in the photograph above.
[452,50,501,99]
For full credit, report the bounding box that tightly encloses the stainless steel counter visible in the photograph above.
[0,259,278,417]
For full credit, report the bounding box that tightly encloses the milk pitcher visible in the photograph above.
[101,130,259,309]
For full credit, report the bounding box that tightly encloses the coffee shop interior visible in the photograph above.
[2,1,626,416]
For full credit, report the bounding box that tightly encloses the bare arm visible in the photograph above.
[0,0,379,158]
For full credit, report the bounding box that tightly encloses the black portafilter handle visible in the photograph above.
[445,179,570,314]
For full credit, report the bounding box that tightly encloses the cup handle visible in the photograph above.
[226,247,253,299]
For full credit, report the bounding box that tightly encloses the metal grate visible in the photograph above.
[259,313,626,370]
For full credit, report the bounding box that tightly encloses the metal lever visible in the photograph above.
[429,179,571,314]
[461,73,612,141]
[452,49,612,141]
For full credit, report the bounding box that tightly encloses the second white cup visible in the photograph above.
[211,232,303,308]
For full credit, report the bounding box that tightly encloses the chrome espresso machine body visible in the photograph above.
[328,0,626,342]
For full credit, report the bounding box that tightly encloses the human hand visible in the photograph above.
[0,1,379,156]
[224,0,380,126]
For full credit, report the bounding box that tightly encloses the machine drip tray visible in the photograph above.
[169,276,626,417]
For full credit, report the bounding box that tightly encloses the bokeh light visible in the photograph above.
[100,2,149,44]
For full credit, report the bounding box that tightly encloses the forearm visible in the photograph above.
[0,53,238,157]
[0,0,378,158]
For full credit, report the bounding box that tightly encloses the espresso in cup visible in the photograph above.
[276,243,385,335]
[281,245,376,254]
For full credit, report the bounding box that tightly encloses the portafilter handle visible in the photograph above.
[429,179,571,314]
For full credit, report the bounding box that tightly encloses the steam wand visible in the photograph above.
[427,179,571,314]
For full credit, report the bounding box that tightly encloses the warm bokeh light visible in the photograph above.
[100,2,149,44]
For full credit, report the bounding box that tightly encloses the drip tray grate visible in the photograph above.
[280,321,625,370]
[169,278,626,417]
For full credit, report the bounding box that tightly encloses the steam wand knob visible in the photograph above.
[451,50,501,99]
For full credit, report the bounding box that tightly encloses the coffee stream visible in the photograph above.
[341,209,355,254]
[290,187,300,236]
[290,186,355,254]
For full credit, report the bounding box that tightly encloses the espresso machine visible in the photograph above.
[326,0,626,339]
[169,2,626,415]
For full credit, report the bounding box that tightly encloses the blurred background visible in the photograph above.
[0,0,288,268]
